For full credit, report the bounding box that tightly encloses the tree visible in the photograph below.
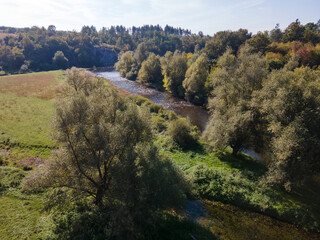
[167,118,198,149]
[183,54,209,105]
[270,24,283,42]
[246,31,270,53]
[47,25,56,36]
[204,45,268,155]
[52,50,69,69]
[204,29,251,60]
[137,53,163,89]
[162,51,188,98]
[23,68,186,238]
[115,51,135,79]
[134,42,149,68]
[283,20,305,42]
[254,66,320,190]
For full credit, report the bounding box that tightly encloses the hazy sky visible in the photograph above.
[1,0,319,35]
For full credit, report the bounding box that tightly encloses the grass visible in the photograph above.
[0,71,63,239]
[0,71,65,149]
[160,143,320,233]
[144,212,218,240]
[201,200,320,240]
[0,93,55,147]
[0,165,47,240]
[0,195,46,240]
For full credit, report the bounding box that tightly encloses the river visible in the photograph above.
[97,71,209,132]
[97,70,262,161]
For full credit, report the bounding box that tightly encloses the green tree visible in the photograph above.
[167,118,198,149]
[115,51,135,79]
[254,66,320,190]
[270,24,283,42]
[246,31,270,53]
[134,42,149,68]
[23,68,186,239]
[204,45,268,155]
[137,53,163,89]
[183,54,209,105]
[283,20,306,42]
[162,51,188,98]
[52,50,69,69]
[204,29,251,60]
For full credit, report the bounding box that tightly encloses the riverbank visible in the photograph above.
[96,71,209,132]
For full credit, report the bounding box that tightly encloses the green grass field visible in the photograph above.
[0,71,64,157]
[0,71,62,239]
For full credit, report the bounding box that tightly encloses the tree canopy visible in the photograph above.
[22,67,187,239]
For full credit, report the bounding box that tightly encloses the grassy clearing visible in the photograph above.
[0,93,55,147]
[0,33,17,40]
[0,71,64,99]
[0,71,62,239]
[0,165,47,240]
[0,71,65,149]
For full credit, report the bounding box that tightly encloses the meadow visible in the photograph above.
[0,71,320,239]
[0,71,62,239]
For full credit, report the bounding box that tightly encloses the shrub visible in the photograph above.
[151,116,167,132]
[167,118,198,150]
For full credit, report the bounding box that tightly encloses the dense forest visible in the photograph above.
[0,24,205,72]
[1,19,320,239]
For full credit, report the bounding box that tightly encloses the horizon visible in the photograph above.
[1,0,319,36]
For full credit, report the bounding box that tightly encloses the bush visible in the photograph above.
[167,118,198,150]
[151,116,167,132]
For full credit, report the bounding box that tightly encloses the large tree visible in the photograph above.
[23,68,186,239]
[115,51,135,79]
[204,29,251,60]
[254,65,320,190]
[161,51,188,98]
[204,45,268,155]
[137,53,163,89]
[52,50,69,69]
[183,54,209,105]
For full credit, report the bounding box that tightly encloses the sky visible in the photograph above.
[0,0,319,35]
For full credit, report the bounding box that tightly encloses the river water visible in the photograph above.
[97,71,262,161]
[97,71,209,132]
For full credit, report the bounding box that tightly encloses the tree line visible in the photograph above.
[0,24,206,73]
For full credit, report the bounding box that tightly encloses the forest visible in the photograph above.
[1,19,320,240]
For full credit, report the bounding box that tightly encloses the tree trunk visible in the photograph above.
[94,187,105,206]
[231,144,241,156]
